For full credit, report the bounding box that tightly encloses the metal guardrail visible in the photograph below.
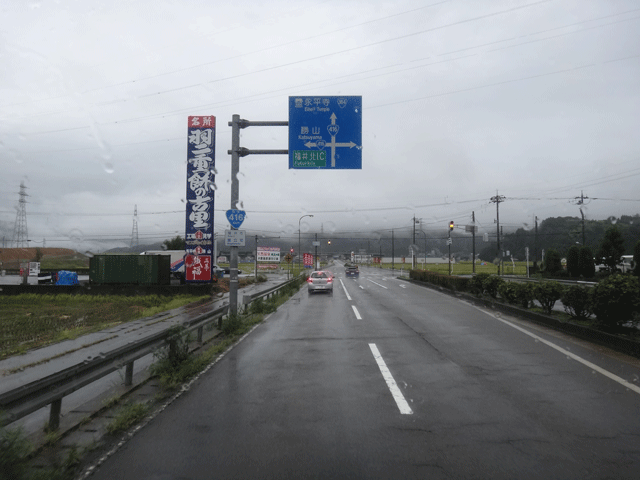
[0,277,302,431]
[241,276,302,307]
[507,277,597,287]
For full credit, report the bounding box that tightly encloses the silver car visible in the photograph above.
[307,270,334,294]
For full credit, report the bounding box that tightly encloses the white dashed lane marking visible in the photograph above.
[369,343,413,415]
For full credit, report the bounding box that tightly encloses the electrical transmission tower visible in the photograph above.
[12,181,29,248]
[130,205,139,248]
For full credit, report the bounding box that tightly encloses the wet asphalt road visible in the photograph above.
[89,266,640,479]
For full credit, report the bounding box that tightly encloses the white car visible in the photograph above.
[307,270,334,294]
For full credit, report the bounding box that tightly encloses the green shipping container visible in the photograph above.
[89,254,171,285]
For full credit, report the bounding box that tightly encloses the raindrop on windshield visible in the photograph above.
[67,229,85,245]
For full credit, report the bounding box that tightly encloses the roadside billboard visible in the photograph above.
[257,247,280,263]
[303,253,313,267]
[185,116,216,282]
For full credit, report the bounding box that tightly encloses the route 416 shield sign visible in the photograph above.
[226,209,246,229]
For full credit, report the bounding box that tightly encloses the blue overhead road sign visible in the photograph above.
[289,96,362,169]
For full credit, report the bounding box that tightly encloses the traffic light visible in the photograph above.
[290,247,294,253]
[449,221,454,231]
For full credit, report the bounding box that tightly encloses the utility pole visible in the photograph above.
[448,221,454,275]
[490,191,505,275]
[501,226,504,275]
[229,114,241,316]
[412,215,417,269]
[472,211,476,274]
[391,229,395,271]
[575,191,588,246]
[315,233,318,270]
[534,216,539,264]
[254,235,258,280]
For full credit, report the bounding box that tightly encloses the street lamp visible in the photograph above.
[298,214,314,274]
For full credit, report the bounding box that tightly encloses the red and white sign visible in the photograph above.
[185,255,211,282]
[257,247,280,262]
[303,253,313,267]
[257,264,279,270]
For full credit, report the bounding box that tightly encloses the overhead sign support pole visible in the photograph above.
[227,116,289,317]
[226,99,361,315]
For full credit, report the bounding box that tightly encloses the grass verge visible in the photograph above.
[106,402,152,435]
[0,294,210,360]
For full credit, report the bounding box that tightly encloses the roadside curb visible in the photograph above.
[400,277,640,360]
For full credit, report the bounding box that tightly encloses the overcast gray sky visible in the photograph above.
[1,0,639,252]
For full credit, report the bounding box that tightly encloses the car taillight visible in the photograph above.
[327,277,332,283]
[307,277,313,283]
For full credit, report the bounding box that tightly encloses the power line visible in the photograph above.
[5,0,558,129]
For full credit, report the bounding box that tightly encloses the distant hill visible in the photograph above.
[0,248,89,269]
[102,243,165,254]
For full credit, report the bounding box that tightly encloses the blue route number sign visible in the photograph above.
[289,96,362,169]
[226,209,246,229]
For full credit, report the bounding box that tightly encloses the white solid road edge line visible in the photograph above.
[352,305,362,320]
[369,343,413,415]
[340,279,352,300]
[474,305,640,396]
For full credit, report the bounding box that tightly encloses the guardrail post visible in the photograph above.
[197,326,204,343]
[48,398,62,431]
[124,361,134,386]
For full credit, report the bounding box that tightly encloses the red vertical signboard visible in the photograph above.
[303,253,313,267]
[185,255,211,282]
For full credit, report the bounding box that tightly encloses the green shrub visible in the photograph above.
[533,280,564,314]
[498,281,534,308]
[410,270,470,292]
[151,326,192,382]
[591,274,640,329]
[482,275,505,299]
[513,282,534,309]
[249,297,265,314]
[566,245,580,277]
[164,326,190,367]
[543,249,563,275]
[561,285,592,320]
[498,282,518,304]
[578,246,596,278]
[264,297,278,313]
[221,313,243,335]
[0,424,32,480]
[469,273,491,296]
